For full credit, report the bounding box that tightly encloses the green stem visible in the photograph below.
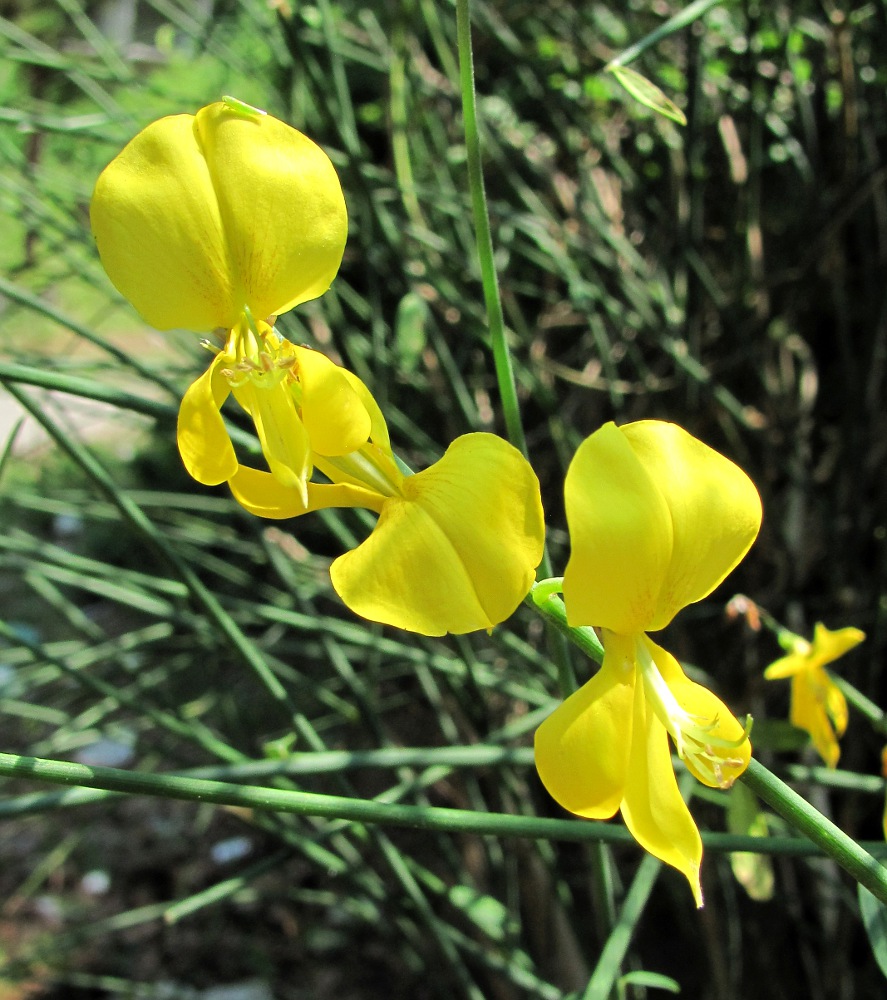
[834,674,887,737]
[604,0,724,69]
[454,0,526,458]
[0,381,298,725]
[528,582,605,668]
[741,757,887,903]
[5,750,885,859]
[584,854,662,1000]
[455,0,577,706]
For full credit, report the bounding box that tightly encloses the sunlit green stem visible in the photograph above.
[528,581,605,668]
[833,674,887,738]
[454,0,525,458]
[4,751,885,862]
[741,758,887,903]
[455,3,574,708]
[0,381,299,726]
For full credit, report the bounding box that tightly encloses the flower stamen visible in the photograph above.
[636,638,751,789]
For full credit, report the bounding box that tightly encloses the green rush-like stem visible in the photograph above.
[604,0,723,70]
[0,746,887,861]
[0,361,260,454]
[833,673,887,738]
[0,381,299,726]
[0,276,179,395]
[741,757,887,904]
[455,1,572,705]
[528,583,606,669]
[4,750,887,859]
[454,0,526,459]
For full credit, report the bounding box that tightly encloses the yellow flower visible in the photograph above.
[535,421,761,905]
[227,410,545,637]
[89,101,544,636]
[176,316,372,504]
[90,100,348,496]
[764,622,864,768]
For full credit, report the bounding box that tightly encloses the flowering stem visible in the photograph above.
[525,588,887,902]
[833,674,887,738]
[528,583,605,670]
[454,0,526,458]
[3,750,885,861]
[741,757,887,904]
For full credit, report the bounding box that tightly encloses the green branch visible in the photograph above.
[740,758,887,903]
[1,750,886,864]
[455,0,526,457]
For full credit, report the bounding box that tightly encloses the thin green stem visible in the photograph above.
[834,674,887,737]
[605,0,724,69]
[455,3,575,681]
[741,757,887,903]
[584,854,662,1000]
[454,0,526,457]
[528,582,605,669]
[0,360,259,452]
[3,750,883,858]
[0,381,299,725]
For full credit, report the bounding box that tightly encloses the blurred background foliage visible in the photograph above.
[1,0,887,997]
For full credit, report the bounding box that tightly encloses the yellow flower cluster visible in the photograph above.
[92,101,768,902]
[91,101,544,637]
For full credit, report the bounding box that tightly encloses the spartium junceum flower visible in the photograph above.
[226,377,545,636]
[90,100,545,636]
[764,622,865,768]
[90,99,348,503]
[534,421,762,905]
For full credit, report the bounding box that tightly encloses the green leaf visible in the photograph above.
[618,970,681,993]
[859,884,887,980]
[607,65,687,125]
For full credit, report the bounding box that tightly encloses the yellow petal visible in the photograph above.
[790,671,843,768]
[620,421,762,631]
[91,113,236,330]
[229,466,384,519]
[649,637,751,788]
[91,103,347,331]
[235,379,312,496]
[763,650,807,680]
[620,673,704,907]
[330,433,544,635]
[563,422,673,634]
[534,631,637,818]
[341,369,392,452]
[809,622,866,668]
[176,355,238,485]
[193,103,347,320]
[294,346,371,456]
[823,669,849,738]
